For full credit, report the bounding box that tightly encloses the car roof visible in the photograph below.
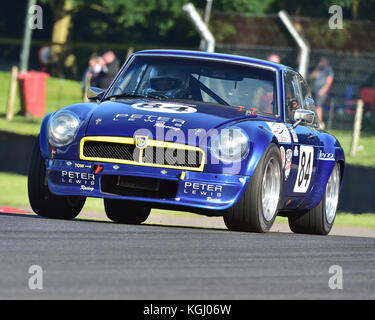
[135,49,290,72]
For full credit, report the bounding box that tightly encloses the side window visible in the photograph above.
[298,75,321,127]
[284,71,302,123]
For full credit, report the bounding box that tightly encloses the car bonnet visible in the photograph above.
[85,100,257,144]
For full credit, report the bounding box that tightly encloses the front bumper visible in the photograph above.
[46,159,249,212]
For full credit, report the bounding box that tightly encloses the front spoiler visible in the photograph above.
[46,159,250,213]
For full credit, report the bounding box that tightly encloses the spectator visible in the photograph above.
[267,54,280,64]
[96,51,120,89]
[309,56,334,126]
[82,56,102,100]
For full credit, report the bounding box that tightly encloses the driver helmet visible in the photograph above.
[146,66,189,98]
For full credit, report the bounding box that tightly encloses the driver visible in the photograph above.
[145,66,190,99]
[252,82,274,114]
[287,97,300,122]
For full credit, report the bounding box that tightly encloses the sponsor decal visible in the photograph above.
[74,163,91,169]
[113,165,120,170]
[284,149,292,180]
[95,118,102,125]
[183,182,223,200]
[266,122,292,144]
[131,102,197,114]
[80,185,94,192]
[289,128,299,143]
[293,146,299,157]
[135,136,148,149]
[293,145,314,193]
[280,146,286,168]
[113,113,185,131]
[318,150,335,161]
[61,171,95,186]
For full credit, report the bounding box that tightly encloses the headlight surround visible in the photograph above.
[211,126,250,163]
[48,111,80,147]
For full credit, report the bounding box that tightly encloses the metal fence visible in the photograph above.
[216,43,375,132]
[1,36,375,132]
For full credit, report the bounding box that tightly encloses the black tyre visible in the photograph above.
[104,199,151,224]
[28,137,86,220]
[224,143,283,233]
[288,163,341,235]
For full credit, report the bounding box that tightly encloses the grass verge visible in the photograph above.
[0,71,82,135]
[329,130,375,167]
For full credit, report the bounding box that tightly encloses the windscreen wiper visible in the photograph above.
[104,92,165,101]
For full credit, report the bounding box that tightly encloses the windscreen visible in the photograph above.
[109,56,277,115]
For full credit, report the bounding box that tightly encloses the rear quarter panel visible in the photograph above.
[299,131,345,210]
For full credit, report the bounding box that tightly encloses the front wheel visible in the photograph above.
[104,199,151,224]
[288,163,341,235]
[28,137,86,220]
[224,143,282,233]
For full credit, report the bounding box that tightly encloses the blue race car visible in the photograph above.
[28,50,345,235]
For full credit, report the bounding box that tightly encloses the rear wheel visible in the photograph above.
[288,163,341,235]
[104,199,151,224]
[224,143,282,233]
[28,137,86,220]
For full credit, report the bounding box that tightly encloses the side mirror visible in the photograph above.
[294,109,315,125]
[87,87,105,101]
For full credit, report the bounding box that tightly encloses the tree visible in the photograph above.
[37,0,277,76]
[47,0,74,75]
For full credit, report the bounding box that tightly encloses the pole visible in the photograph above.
[183,3,215,53]
[327,97,335,130]
[20,0,37,72]
[200,0,214,51]
[6,66,19,121]
[350,99,364,157]
[278,10,310,77]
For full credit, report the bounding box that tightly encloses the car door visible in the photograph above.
[282,70,319,197]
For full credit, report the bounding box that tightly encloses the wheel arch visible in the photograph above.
[236,121,281,177]
[39,112,54,158]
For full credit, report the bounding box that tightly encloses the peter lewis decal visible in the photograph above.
[61,171,95,186]
[183,182,223,201]
[113,113,185,131]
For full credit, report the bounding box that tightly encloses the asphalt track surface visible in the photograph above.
[0,212,374,300]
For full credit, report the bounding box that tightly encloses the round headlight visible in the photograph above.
[211,127,250,163]
[49,111,80,147]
